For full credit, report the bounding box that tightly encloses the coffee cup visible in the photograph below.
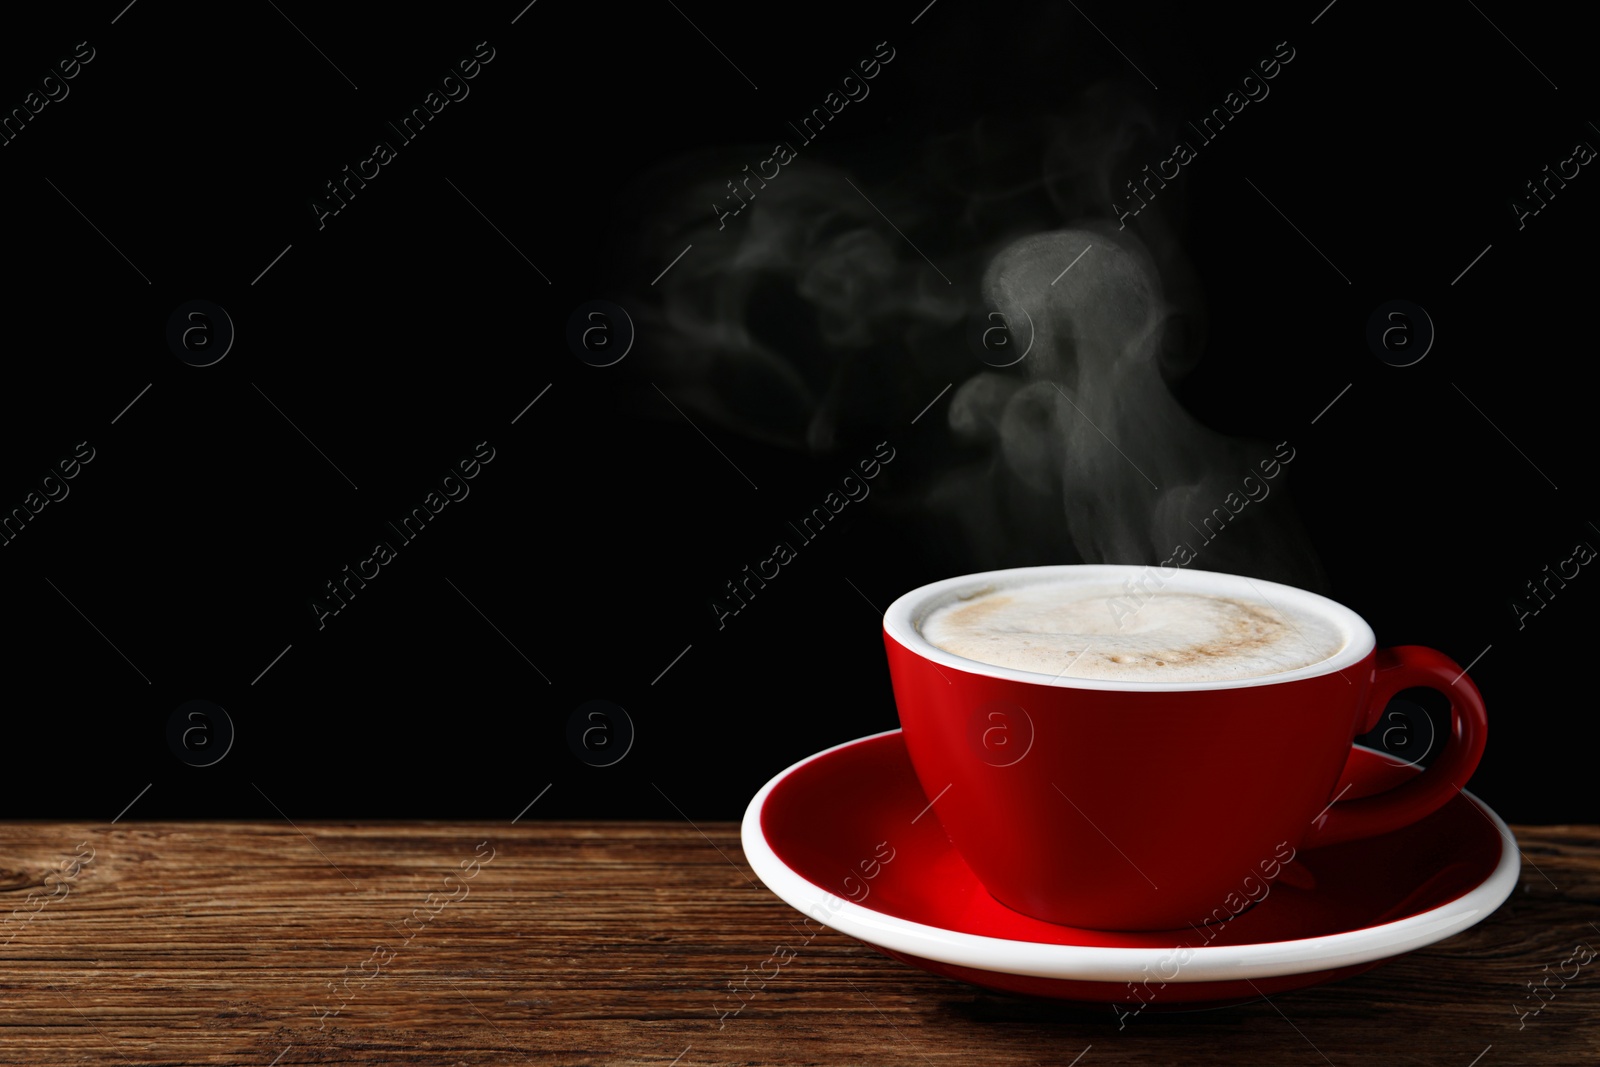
[881,564,1488,931]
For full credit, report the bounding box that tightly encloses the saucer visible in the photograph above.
[741,729,1518,1005]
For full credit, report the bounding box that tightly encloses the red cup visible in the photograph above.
[882,565,1488,931]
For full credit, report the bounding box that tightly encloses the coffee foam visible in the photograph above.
[918,579,1346,682]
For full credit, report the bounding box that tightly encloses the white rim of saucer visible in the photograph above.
[740,730,1521,984]
[883,564,1377,691]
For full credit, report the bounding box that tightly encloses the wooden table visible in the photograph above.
[1,822,1595,1065]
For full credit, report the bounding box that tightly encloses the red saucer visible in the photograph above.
[742,730,1517,1006]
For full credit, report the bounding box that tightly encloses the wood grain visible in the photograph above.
[1,822,1596,1066]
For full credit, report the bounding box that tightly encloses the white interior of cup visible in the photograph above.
[883,565,1375,692]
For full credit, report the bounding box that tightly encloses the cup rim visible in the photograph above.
[882,564,1376,692]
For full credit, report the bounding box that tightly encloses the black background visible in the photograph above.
[1,0,1592,826]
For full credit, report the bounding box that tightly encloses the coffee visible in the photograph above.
[919,577,1345,682]
[886,564,1486,930]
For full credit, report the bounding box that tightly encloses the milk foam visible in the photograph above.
[918,579,1346,682]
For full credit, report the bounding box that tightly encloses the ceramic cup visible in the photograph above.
[882,565,1488,931]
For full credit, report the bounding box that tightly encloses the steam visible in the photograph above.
[625,91,1325,590]
[626,155,967,454]
[948,224,1322,588]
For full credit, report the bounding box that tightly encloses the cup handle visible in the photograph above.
[1302,645,1488,848]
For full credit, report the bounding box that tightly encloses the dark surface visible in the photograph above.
[0,0,1594,822]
